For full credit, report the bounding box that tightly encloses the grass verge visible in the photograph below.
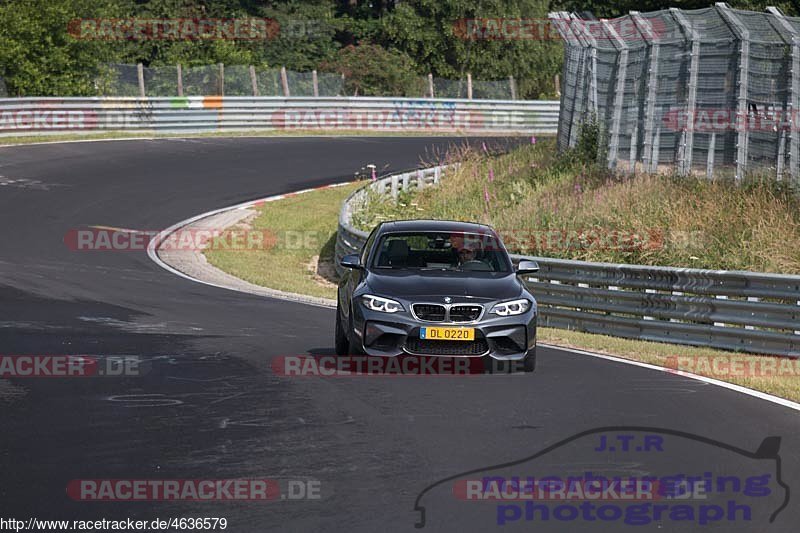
[352,138,800,273]
[204,170,800,403]
[203,182,361,300]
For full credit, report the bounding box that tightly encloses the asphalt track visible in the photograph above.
[0,136,798,532]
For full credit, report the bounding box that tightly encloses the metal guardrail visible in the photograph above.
[0,97,559,136]
[337,165,800,357]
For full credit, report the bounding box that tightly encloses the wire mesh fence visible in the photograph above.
[550,4,800,184]
[95,64,522,101]
[425,76,515,99]
[98,64,346,98]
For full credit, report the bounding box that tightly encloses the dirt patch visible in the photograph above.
[308,255,338,289]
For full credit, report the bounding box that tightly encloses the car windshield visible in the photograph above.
[371,231,511,273]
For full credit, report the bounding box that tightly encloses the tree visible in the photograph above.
[320,44,424,96]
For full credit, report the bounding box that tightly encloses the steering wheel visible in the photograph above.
[459,260,492,271]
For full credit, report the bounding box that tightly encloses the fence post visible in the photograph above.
[629,121,638,174]
[766,6,800,184]
[707,132,716,178]
[312,70,319,97]
[631,12,661,174]
[716,3,750,182]
[555,74,560,97]
[137,63,145,97]
[603,20,628,170]
[509,75,517,100]
[671,8,700,176]
[570,13,598,116]
[467,73,473,99]
[177,64,183,97]
[249,65,258,96]
[218,63,224,96]
[281,66,290,97]
[428,74,435,98]
[552,12,590,149]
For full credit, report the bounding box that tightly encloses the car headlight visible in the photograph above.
[361,294,404,313]
[490,298,531,316]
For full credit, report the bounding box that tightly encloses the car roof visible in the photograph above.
[377,219,496,235]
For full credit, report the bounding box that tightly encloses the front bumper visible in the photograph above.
[351,305,536,361]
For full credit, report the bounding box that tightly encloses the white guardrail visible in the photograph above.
[336,165,800,357]
[0,97,559,136]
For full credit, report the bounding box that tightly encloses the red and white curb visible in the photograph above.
[146,181,350,309]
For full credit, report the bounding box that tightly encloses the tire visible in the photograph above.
[335,303,350,355]
[522,347,537,373]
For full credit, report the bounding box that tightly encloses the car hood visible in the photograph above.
[364,270,523,302]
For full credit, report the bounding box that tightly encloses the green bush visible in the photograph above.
[319,44,424,96]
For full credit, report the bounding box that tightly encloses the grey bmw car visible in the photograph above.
[336,220,539,372]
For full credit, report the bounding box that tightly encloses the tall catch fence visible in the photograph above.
[95,64,522,100]
[550,3,800,183]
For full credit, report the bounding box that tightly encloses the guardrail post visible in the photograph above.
[509,75,517,100]
[137,63,145,97]
[603,19,629,170]
[767,6,800,184]
[467,73,473,99]
[670,8,700,176]
[555,74,561,97]
[249,65,258,96]
[714,294,728,327]
[177,64,183,97]
[644,289,656,321]
[716,3,750,182]
[631,12,661,174]
[428,74,435,98]
[218,63,224,96]
[281,66,290,97]
[312,70,319,97]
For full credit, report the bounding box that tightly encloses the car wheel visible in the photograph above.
[335,302,349,355]
[522,348,536,373]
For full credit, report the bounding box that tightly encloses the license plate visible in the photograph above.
[420,327,475,341]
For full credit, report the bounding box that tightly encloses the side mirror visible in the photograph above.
[516,260,540,275]
[340,253,364,270]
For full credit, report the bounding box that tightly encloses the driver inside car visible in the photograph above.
[457,244,478,265]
